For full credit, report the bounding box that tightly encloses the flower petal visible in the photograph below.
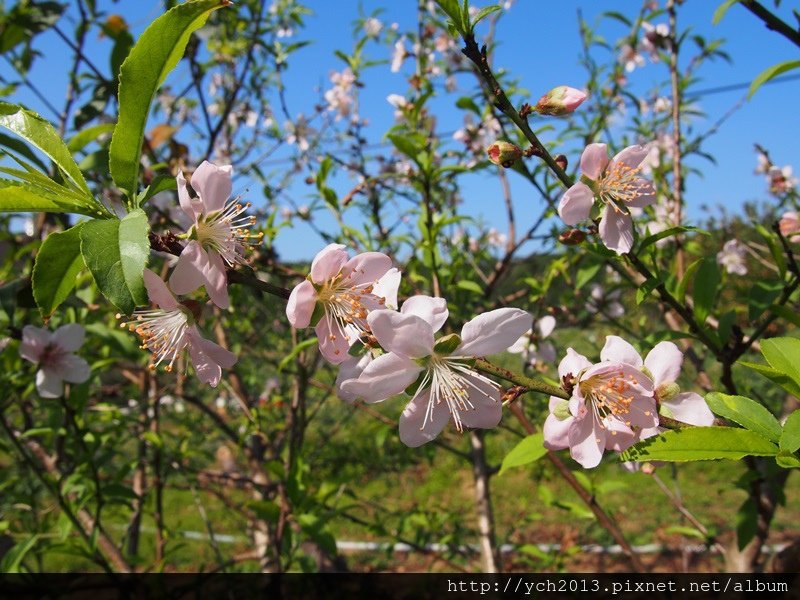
[568,411,605,468]
[335,354,373,403]
[625,177,656,208]
[611,144,649,170]
[204,250,230,309]
[600,335,643,367]
[558,347,592,380]
[367,310,434,358]
[400,295,448,332]
[143,269,179,310]
[599,205,634,254]
[459,373,502,430]
[399,389,450,447]
[168,241,209,296]
[187,340,223,387]
[286,280,317,328]
[51,324,85,352]
[36,368,63,398]
[602,417,637,452]
[373,268,401,310]
[310,243,348,284]
[543,397,573,450]
[456,308,532,357]
[580,143,609,180]
[662,392,715,426]
[20,325,51,362]
[341,251,393,285]
[189,326,238,369]
[558,183,594,226]
[315,317,352,364]
[644,341,683,386]
[339,352,423,403]
[536,315,556,339]
[177,170,202,222]
[60,354,91,384]
[192,161,232,214]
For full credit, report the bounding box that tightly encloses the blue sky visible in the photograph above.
[3,0,799,261]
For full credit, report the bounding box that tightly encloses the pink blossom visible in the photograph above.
[169,161,261,309]
[544,344,658,468]
[340,296,531,447]
[123,269,237,387]
[508,315,557,366]
[286,244,400,364]
[779,211,800,243]
[558,143,656,254]
[534,86,588,116]
[716,239,748,276]
[20,324,90,398]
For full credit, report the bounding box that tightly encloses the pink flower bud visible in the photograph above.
[535,86,587,116]
[486,141,523,168]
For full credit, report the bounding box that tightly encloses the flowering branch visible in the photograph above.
[474,357,568,400]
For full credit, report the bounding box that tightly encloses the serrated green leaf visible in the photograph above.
[67,123,115,152]
[675,258,702,305]
[776,451,800,468]
[705,392,782,443]
[0,179,97,216]
[739,361,800,399]
[0,102,90,194]
[747,281,783,321]
[693,258,719,324]
[636,276,662,305]
[32,224,85,317]
[749,59,800,98]
[110,0,229,198]
[761,337,800,388]
[135,174,177,208]
[499,433,547,475]
[80,209,149,314]
[621,427,779,462]
[780,410,800,454]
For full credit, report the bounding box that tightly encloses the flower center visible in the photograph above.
[39,343,69,369]
[119,307,192,372]
[579,370,643,428]
[594,162,648,213]
[195,199,262,266]
[316,273,387,355]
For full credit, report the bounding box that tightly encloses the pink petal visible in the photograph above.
[286,280,317,328]
[20,325,52,362]
[558,347,592,380]
[459,373,502,429]
[373,268,401,310]
[543,397,573,449]
[558,183,594,226]
[400,295,448,332]
[315,316,353,364]
[59,355,91,384]
[533,341,558,364]
[600,335,643,367]
[204,250,230,309]
[625,177,656,208]
[339,352,423,403]
[341,252,392,286]
[399,389,450,447]
[187,342,223,387]
[581,362,654,396]
[36,368,63,398]
[189,327,238,368]
[662,392,715,426]
[536,315,556,339]
[568,412,605,468]
[143,269,179,310]
[185,328,236,387]
[599,205,634,254]
[580,143,610,180]
[457,308,532,357]
[168,242,209,296]
[51,324,85,353]
[310,244,348,284]
[644,341,683,386]
[611,144,649,170]
[335,354,373,403]
[192,161,232,214]
[367,310,434,359]
[603,417,637,452]
[177,170,202,222]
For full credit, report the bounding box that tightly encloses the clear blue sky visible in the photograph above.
[3,0,799,261]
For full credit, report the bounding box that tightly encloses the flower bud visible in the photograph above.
[558,228,587,245]
[655,382,680,402]
[555,154,568,171]
[486,141,523,168]
[534,86,587,116]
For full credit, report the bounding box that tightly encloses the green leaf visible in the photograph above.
[0,534,39,573]
[747,281,783,321]
[639,226,706,251]
[735,497,757,550]
[780,410,800,454]
[135,174,177,207]
[749,59,800,98]
[675,258,702,305]
[470,5,501,31]
[499,433,547,475]
[0,179,98,216]
[620,427,779,462]
[636,276,662,305]
[456,280,483,295]
[67,123,115,152]
[705,392,782,443]
[693,258,720,324]
[80,209,149,314]
[0,102,90,195]
[0,131,48,171]
[575,262,601,290]
[712,0,739,25]
[32,224,86,317]
[386,133,422,162]
[739,361,800,399]
[776,451,800,469]
[278,337,319,371]
[109,0,230,198]
[761,337,800,388]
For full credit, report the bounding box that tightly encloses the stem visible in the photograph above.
[739,0,800,49]
[667,0,686,278]
[474,358,568,399]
